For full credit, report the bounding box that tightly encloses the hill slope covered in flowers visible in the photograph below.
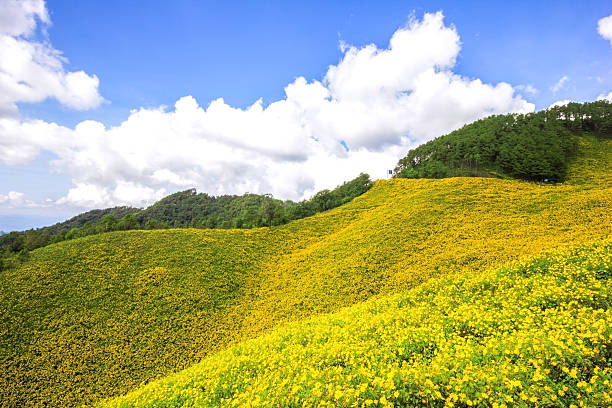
[101,240,612,408]
[0,138,610,407]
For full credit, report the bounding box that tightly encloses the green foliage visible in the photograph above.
[137,173,373,229]
[117,214,139,230]
[285,172,374,218]
[394,100,612,181]
[0,174,373,269]
[45,207,138,235]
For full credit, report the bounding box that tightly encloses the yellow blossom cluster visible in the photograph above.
[565,137,612,186]
[0,138,610,407]
[101,241,612,408]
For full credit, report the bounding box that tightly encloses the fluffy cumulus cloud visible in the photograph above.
[548,99,571,109]
[0,190,40,208]
[0,0,103,118]
[1,8,535,209]
[598,14,612,46]
[0,0,48,37]
[598,91,612,101]
[0,191,24,205]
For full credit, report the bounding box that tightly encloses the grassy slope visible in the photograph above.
[565,135,612,186]
[1,138,611,407]
[101,241,612,408]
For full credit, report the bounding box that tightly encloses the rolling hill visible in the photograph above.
[393,101,612,181]
[100,240,612,408]
[1,135,610,407]
[0,173,372,264]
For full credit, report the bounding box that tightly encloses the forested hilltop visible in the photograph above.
[0,173,372,269]
[394,100,612,181]
[140,172,372,229]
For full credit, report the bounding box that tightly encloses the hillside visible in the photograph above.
[101,240,612,408]
[138,173,373,229]
[394,101,612,181]
[0,137,610,407]
[0,173,372,265]
[42,207,139,235]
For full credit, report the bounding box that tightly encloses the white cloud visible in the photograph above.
[0,116,72,165]
[55,182,166,208]
[515,84,538,95]
[1,11,535,209]
[0,191,24,205]
[0,190,42,210]
[0,0,49,37]
[598,14,612,46]
[550,75,569,93]
[597,91,612,101]
[0,0,103,118]
[548,100,571,109]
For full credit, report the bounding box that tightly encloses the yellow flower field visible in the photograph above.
[0,137,610,407]
[100,241,612,408]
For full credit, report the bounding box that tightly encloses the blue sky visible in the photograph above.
[1,0,611,231]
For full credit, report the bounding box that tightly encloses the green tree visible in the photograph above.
[260,195,283,227]
[117,214,139,230]
[98,214,117,233]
